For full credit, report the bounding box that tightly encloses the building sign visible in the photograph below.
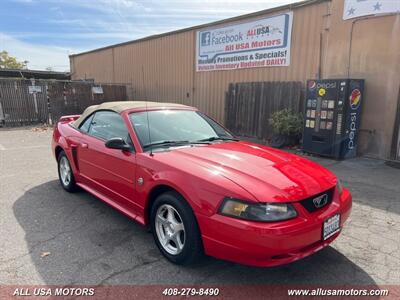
[196,12,293,72]
[91,86,103,94]
[28,86,42,94]
[343,0,400,20]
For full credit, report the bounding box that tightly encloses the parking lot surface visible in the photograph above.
[0,128,399,286]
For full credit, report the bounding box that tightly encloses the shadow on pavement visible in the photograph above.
[13,180,379,288]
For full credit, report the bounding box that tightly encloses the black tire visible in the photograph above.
[57,150,78,192]
[150,191,203,265]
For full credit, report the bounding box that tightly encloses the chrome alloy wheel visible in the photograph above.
[155,204,185,255]
[59,156,72,186]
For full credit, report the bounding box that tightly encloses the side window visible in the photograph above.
[79,114,94,133]
[88,111,130,142]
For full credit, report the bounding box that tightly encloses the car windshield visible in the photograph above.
[129,110,234,149]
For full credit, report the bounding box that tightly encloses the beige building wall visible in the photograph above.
[70,0,400,160]
[321,0,400,159]
[71,48,114,82]
[70,0,328,120]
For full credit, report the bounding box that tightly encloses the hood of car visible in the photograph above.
[164,141,337,203]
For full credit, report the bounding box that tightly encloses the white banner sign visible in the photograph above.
[196,12,293,72]
[28,86,42,94]
[343,0,400,20]
[91,86,103,94]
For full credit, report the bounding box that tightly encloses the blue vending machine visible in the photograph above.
[302,79,364,159]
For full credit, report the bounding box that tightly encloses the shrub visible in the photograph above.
[271,109,303,136]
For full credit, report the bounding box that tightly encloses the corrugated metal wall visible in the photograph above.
[70,0,400,159]
[70,1,328,124]
[320,0,400,159]
[71,48,114,82]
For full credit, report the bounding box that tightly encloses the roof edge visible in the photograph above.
[70,0,329,58]
[0,68,70,75]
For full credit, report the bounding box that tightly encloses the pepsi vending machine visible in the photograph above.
[302,79,364,159]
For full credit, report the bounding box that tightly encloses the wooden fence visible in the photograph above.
[0,79,128,127]
[225,81,304,140]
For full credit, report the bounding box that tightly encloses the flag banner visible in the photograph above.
[343,0,400,20]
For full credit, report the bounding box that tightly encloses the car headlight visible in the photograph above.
[219,198,297,222]
[337,179,343,195]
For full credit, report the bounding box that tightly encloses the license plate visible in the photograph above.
[323,214,341,240]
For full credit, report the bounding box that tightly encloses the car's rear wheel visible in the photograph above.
[150,191,203,265]
[57,151,77,192]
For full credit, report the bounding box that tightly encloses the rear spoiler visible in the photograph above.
[58,115,81,123]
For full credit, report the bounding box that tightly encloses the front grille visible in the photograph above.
[300,187,334,212]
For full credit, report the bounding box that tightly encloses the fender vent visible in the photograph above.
[71,146,79,171]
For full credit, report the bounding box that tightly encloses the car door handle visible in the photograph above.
[81,143,88,148]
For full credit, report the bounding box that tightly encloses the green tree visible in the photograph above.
[0,51,27,69]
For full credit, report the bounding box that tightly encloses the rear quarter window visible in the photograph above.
[79,114,94,133]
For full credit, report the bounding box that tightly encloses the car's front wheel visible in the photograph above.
[150,191,203,265]
[57,151,77,192]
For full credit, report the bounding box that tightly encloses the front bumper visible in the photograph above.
[197,188,352,267]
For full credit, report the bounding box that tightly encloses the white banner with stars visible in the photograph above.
[343,0,400,20]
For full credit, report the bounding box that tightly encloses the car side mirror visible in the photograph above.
[105,137,131,151]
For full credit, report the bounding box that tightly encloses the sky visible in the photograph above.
[0,0,302,71]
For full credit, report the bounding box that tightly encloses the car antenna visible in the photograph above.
[142,65,153,157]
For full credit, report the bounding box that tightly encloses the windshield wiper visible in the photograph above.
[143,140,189,149]
[197,136,239,142]
[143,140,210,149]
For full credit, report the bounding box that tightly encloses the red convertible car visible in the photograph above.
[52,101,352,267]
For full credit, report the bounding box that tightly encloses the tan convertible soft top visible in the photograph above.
[71,101,193,128]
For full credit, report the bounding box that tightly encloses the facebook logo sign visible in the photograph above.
[201,32,211,46]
